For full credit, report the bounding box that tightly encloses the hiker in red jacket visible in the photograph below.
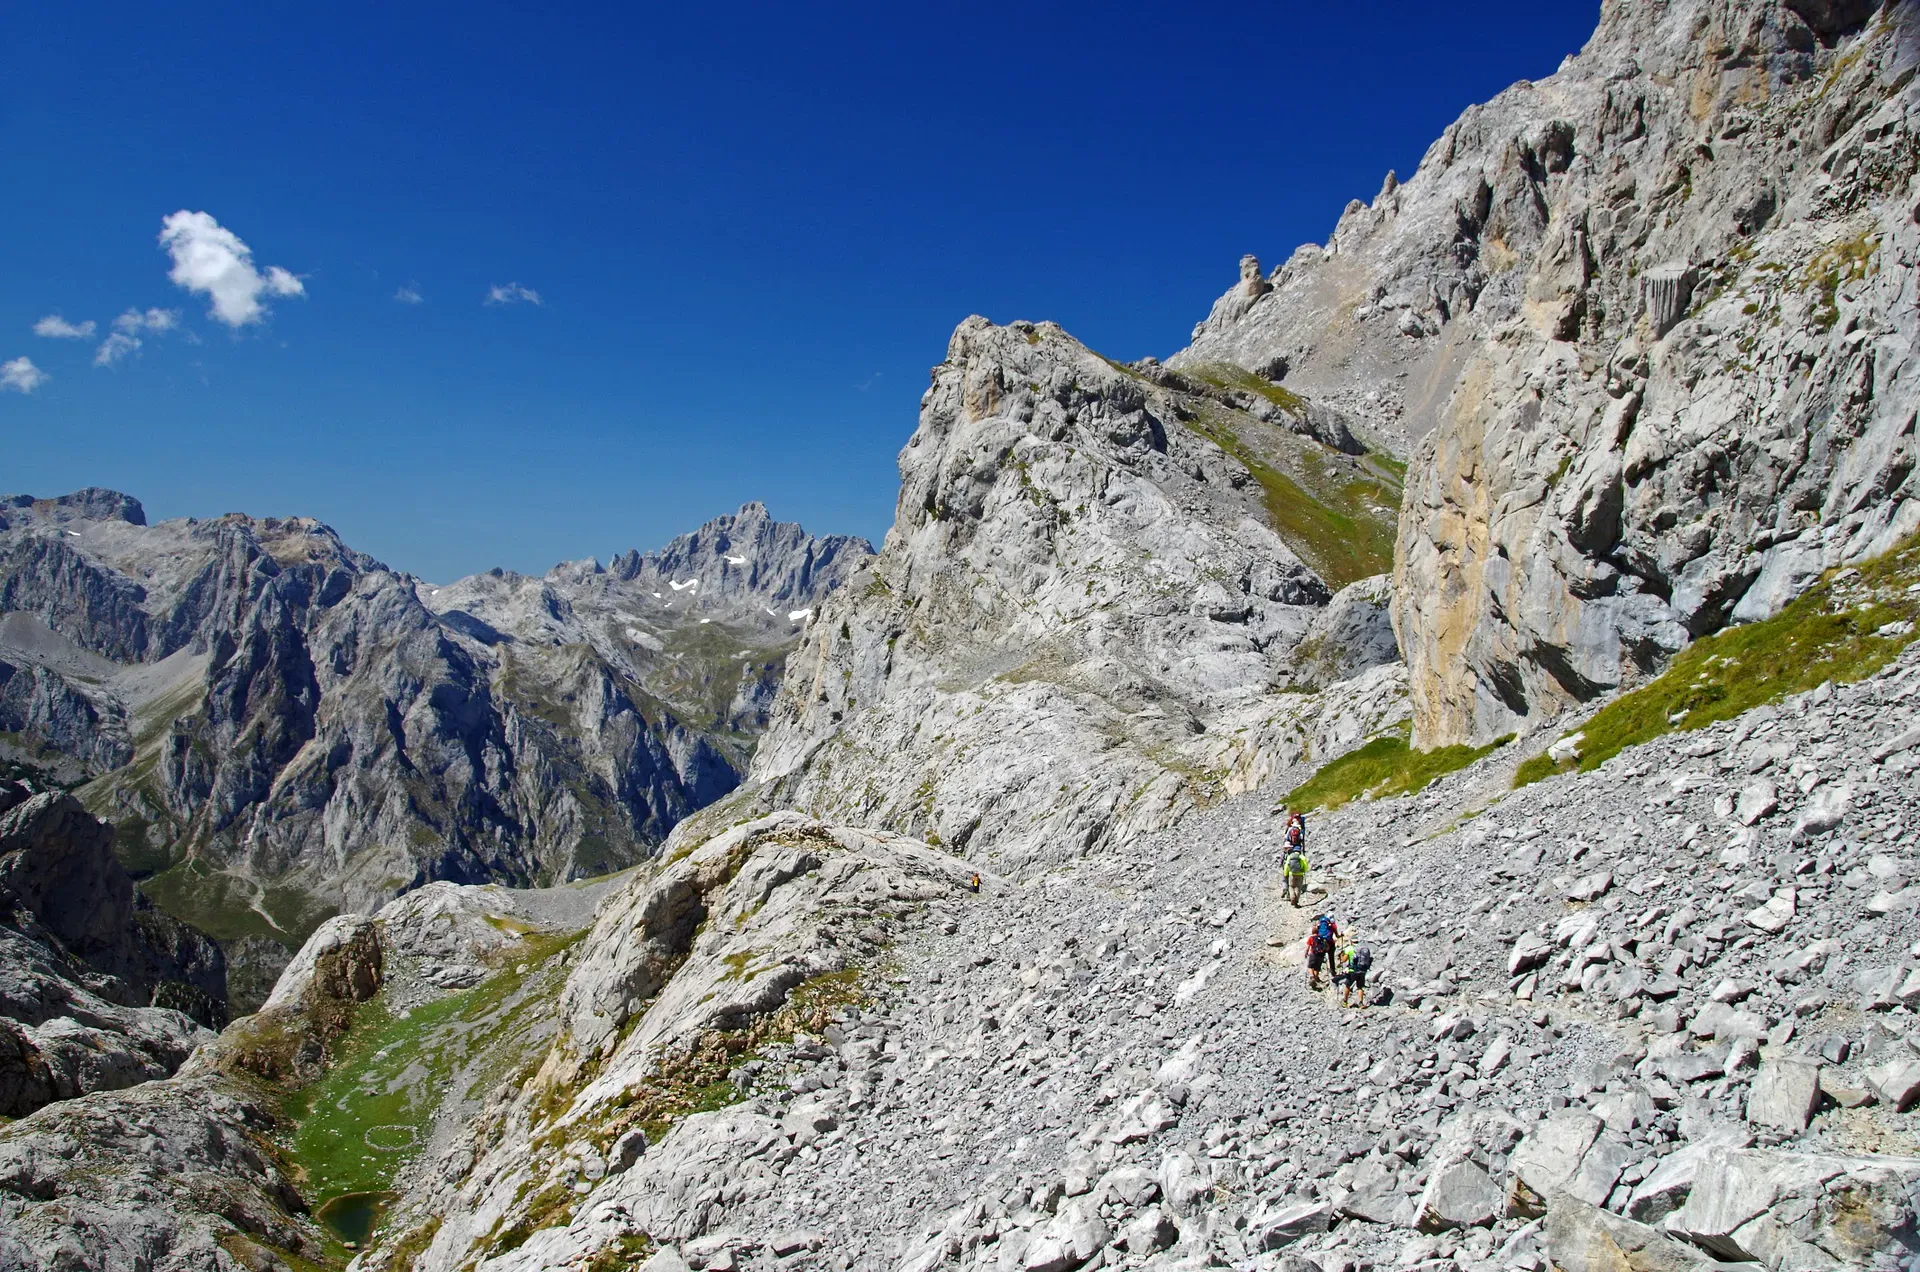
[1304,913,1338,989]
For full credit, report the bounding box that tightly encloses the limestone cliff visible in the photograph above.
[742,319,1408,873]
[1181,0,1920,744]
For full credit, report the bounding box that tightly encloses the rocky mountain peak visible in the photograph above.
[0,488,146,530]
[601,501,872,617]
[736,311,1408,871]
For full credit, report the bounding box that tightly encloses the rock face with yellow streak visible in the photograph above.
[1184,0,1920,744]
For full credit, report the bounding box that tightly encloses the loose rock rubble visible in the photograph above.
[351,645,1920,1272]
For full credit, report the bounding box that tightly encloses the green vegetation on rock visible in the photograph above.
[1181,360,1309,414]
[138,857,334,945]
[1284,728,1512,812]
[282,931,577,1219]
[1515,535,1920,788]
[1174,398,1400,589]
[1805,229,1879,332]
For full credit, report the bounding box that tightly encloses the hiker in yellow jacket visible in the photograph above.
[1282,810,1309,905]
[1282,844,1308,906]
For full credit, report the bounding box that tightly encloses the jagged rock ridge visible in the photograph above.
[0,784,224,1118]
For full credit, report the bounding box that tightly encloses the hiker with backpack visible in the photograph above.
[1279,811,1310,904]
[1304,913,1338,989]
[1282,839,1308,907]
[1339,942,1374,1008]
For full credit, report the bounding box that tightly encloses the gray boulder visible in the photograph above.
[1415,1159,1503,1231]
[1506,1111,1601,1215]
[1664,1146,1920,1267]
[1746,1055,1822,1132]
[1544,1194,1715,1272]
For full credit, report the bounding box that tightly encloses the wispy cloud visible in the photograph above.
[1,357,48,394]
[94,308,182,367]
[159,210,304,327]
[394,282,425,304]
[33,315,95,340]
[485,282,541,307]
[855,371,885,392]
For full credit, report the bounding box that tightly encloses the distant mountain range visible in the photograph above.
[0,491,868,997]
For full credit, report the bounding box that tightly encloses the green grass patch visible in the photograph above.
[1805,229,1879,332]
[1284,729,1512,812]
[1515,535,1920,788]
[1168,393,1401,590]
[1181,360,1308,414]
[283,993,473,1204]
[282,930,578,1214]
[137,857,334,944]
[1248,461,1397,590]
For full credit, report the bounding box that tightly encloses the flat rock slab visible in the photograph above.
[1745,1056,1822,1132]
[1416,1159,1503,1231]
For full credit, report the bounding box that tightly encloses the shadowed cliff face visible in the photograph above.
[0,492,868,951]
[0,787,226,1116]
[1180,0,1920,746]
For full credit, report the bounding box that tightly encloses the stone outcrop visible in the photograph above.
[1290,575,1401,690]
[741,317,1408,873]
[375,812,982,1270]
[1180,0,1920,745]
[0,791,225,1117]
[0,1074,320,1271]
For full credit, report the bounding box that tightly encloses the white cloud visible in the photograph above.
[118,307,179,334]
[93,308,182,367]
[485,282,541,306]
[94,334,140,367]
[158,210,305,327]
[33,315,95,339]
[1,357,48,394]
[394,283,424,304]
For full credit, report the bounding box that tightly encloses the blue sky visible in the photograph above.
[5,2,1598,582]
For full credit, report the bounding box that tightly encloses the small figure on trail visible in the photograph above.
[1340,943,1373,1008]
[969,872,981,893]
[1285,811,1307,854]
[1282,842,1309,907]
[1304,912,1338,989]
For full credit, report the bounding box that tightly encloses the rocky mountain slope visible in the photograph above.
[0,491,866,1003]
[0,782,225,1118]
[1181,0,1920,747]
[733,317,1410,875]
[6,634,1920,1270]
